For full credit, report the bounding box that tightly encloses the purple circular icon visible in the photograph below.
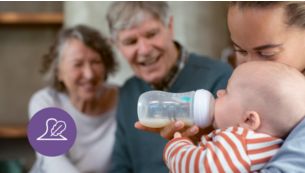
[27,107,77,156]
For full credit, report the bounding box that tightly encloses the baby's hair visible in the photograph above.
[234,61,305,137]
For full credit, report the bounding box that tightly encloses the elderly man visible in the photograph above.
[107,2,232,173]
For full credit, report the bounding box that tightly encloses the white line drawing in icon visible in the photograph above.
[37,118,67,141]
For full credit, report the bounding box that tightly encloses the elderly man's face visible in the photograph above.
[116,17,177,85]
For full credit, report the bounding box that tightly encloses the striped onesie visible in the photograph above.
[164,127,283,173]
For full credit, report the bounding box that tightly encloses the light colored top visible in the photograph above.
[164,127,283,173]
[28,86,117,173]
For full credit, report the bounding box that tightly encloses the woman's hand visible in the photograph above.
[134,120,212,141]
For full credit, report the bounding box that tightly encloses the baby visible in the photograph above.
[163,61,305,173]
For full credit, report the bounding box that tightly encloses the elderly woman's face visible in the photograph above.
[58,38,105,101]
[228,5,305,72]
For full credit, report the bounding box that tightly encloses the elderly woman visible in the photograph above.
[29,25,118,173]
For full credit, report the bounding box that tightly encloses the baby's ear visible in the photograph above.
[239,111,261,130]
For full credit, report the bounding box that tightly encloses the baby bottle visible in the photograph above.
[137,89,214,128]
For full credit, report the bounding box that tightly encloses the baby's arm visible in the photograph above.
[163,130,251,173]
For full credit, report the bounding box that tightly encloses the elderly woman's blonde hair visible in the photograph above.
[41,25,118,92]
[106,1,171,40]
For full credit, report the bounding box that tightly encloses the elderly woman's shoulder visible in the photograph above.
[28,87,64,118]
[29,87,62,106]
[31,87,58,99]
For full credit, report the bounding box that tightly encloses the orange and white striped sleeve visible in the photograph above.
[246,131,283,171]
[163,127,254,173]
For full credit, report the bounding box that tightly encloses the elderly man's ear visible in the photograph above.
[239,111,261,131]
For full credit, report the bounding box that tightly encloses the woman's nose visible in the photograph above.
[83,65,94,79]
[236,53,253,65]
[243,53,258,63]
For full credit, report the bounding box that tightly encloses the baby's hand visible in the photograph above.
[174,132,182,138]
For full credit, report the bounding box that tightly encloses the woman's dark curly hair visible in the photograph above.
[230,2,305,29]
[41,24,118,92]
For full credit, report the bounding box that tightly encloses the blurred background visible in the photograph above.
[0,1,230,172]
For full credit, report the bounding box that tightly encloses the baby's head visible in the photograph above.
[214,61,305,138]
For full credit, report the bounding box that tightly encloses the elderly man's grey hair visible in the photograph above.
[106,1,171,40]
